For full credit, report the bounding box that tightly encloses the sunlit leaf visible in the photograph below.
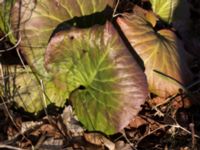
[11,0,113,75]
[9,0,113,113]
[45,22,148,134]
[149,0,190,24]
[117,13,193,97]
[1,65,67,113]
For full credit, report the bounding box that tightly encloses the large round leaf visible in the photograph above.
[11,0,114,76]
[1,65,67,113]
[117,13,193,97]
[150,0,190,24]
[9,0,113,113]
[45,22,148,134]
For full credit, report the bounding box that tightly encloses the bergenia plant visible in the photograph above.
[0,0,194,135]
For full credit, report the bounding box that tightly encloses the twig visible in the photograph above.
[120,130,135,149]
[136,123,200,149]
[189,123,196,148]
[135,124,167,148]
[0,30,14,41]
[40,79,48,116]
[0,36,21,52]
[34,133,47,150]
[154,94,178,108]
[186,79,200,90]
[112,0,120,18]
[0,144,26,150]
[16,47,27,70]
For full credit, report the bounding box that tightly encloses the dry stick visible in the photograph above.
[0,65,33,146]
[0,144,26,150]
[15,31,67,144]
[154,94,178,108]
[186,79,200,90]
[2,122,44,146]
[1,48,36,146]
[152,94,179,117]
[135,124,167,148]
[0,64,20,132]
[0,27,18,42]
[40,79,49,117]
[0,36,21,52]
[40,80,70,141]
[169,124,200,139]
[0,64,4,85]
[16,44,27,70]
[0,64,33,145]
[112,0,120,18]
[136,115,200,148]
[120,130,136,150]
[189,123,196,148]
[34,132,47,150]
[136,124,200,148]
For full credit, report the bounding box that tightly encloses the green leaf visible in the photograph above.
[10,0,113,113]
[0,0,16,43]
[45,22,148,134]
[1,65,67,113]
[117,14,193,97]
[11,0,113,76]
[149,0,189,23]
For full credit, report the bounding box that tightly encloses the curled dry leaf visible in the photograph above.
[117,13,193,97]
[45,22,148,134]
[62,106,85,136]
[84,132,115,150]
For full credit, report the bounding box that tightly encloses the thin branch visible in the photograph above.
[0,36,21,52]
[112,0,121,18]
[0,144,26,150]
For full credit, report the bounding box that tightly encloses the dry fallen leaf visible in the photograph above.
[129,116,147,128]
[148,97,167,107]
[115,140,132,150]
[84,132,115,150]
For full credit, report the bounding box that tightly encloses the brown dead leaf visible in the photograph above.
[133,5,158,27]
[31,124,61,138]
[7,116,22,140]
[148,97,166,107]
[84,132,115,150]
[40,124,61,138]
[172,97,192,109]
[129,116,147,128]
[115,140,132,150]
[19,139,33,148]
